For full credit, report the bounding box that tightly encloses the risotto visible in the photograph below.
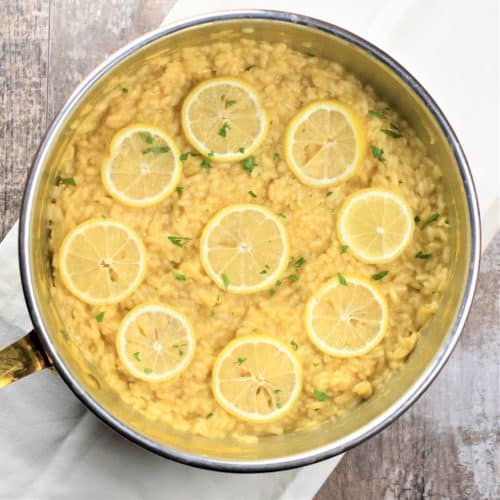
[47,39,449,440]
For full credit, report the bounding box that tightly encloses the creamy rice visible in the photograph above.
[48,40,449,440]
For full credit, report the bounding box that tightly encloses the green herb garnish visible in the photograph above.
[390,122,399,130]
[273,152,280,160]
[273,389,281,394]
[276,280,282,287]
[260,264,270,275]
[337,272,347,286]
[248,190,257,198]
[218,122,230,137]
[221,273,230,289]
[414,215,421,223]
[277,212,286,218]
[420,213,440,229]
[176,186,184,195]
[200,156,211,168]
[416,251,432,259]
[245,64,256,71]
[295,257,305,269]
[288,273,299,282]
[306,51,316,57]
[209,309,215,318]
[371,145,385,162]
[172,269,186,281]
[206,412,214,419]
[179,152,189,161]
[241,155,257,173]
[95,312,105,323]
[144,368,153,374]
[121,87,128,93]
[372,270,389,281]
[380,128,402,139]
[143,146,170,154]
[133,352,141,362]
[269,288,276,297]
[172,343,187,356]
[326,191,333,197]
[226,99,237,107]
[369,110,386,119]
[168,235,191,247]
[59,177,76,186]
[237,357,247,365]
[239,147,245,153]
[313,389,331,401]
[290,340,298,351]
[340,245,349,254]
[139,131,154,144]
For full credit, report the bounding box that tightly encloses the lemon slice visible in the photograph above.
[181,77,269,162]
[305,275,388,357]
[59,219,146,305]
[284,100,366,187]
[200,204,289,294]
[102,124,181,207]
[116,304,195,382]
[338,188,414,263]
[212,335,302,422]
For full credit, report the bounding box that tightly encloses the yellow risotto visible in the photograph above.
[47,40,449,440]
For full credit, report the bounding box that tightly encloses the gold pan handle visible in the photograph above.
[0,331,51,388]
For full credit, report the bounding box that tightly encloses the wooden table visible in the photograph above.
[1,2,498,498]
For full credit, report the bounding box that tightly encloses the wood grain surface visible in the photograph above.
[1,1,498,498]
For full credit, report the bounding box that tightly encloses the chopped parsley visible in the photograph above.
[340,245,349,254]
[372,270,389,280]
[206,412,214,419]
[121,87,128,93]
[218,122,230,137]
[209,309,215,318]
[337,272,347,286]
[371,145,385,162]
[390,122,399,130]
[176,186,184,196]
[380,128,402,139]
[313,389,331,401]
[248,190,257,198]
[58,177,76,186]
[139,131,154,144]
[241,155,257,173]
[239,147,245,154]
[306,51,316,57]
[142,146,170,154]
[260,264,270,275]
[416,251,432,260]
[180,151,200,161]
[269,288,276,297]
[245,64,256,71]
[277,212,286,218]
[95,312,105,323]
[290,340,298,351]
[414,215,421,223]
[369,110,386,119]
[237,357,247,365]
[200,156,211,168]
[168,235,191,247]
[288,273,299,282]
[171,269,186,281]
[172,343,187,356]
[273,389,281,394]
[420,212,440,229]
[226,99,237,107]
[326,191,333,197]
[273,152,280,160]
[276,280,282,287]
[221,273,230,289]
[295,257,306,269]
[133,352,141,362]
[144,368,153,374]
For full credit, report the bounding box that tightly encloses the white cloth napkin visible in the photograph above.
[1,1,498,499]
